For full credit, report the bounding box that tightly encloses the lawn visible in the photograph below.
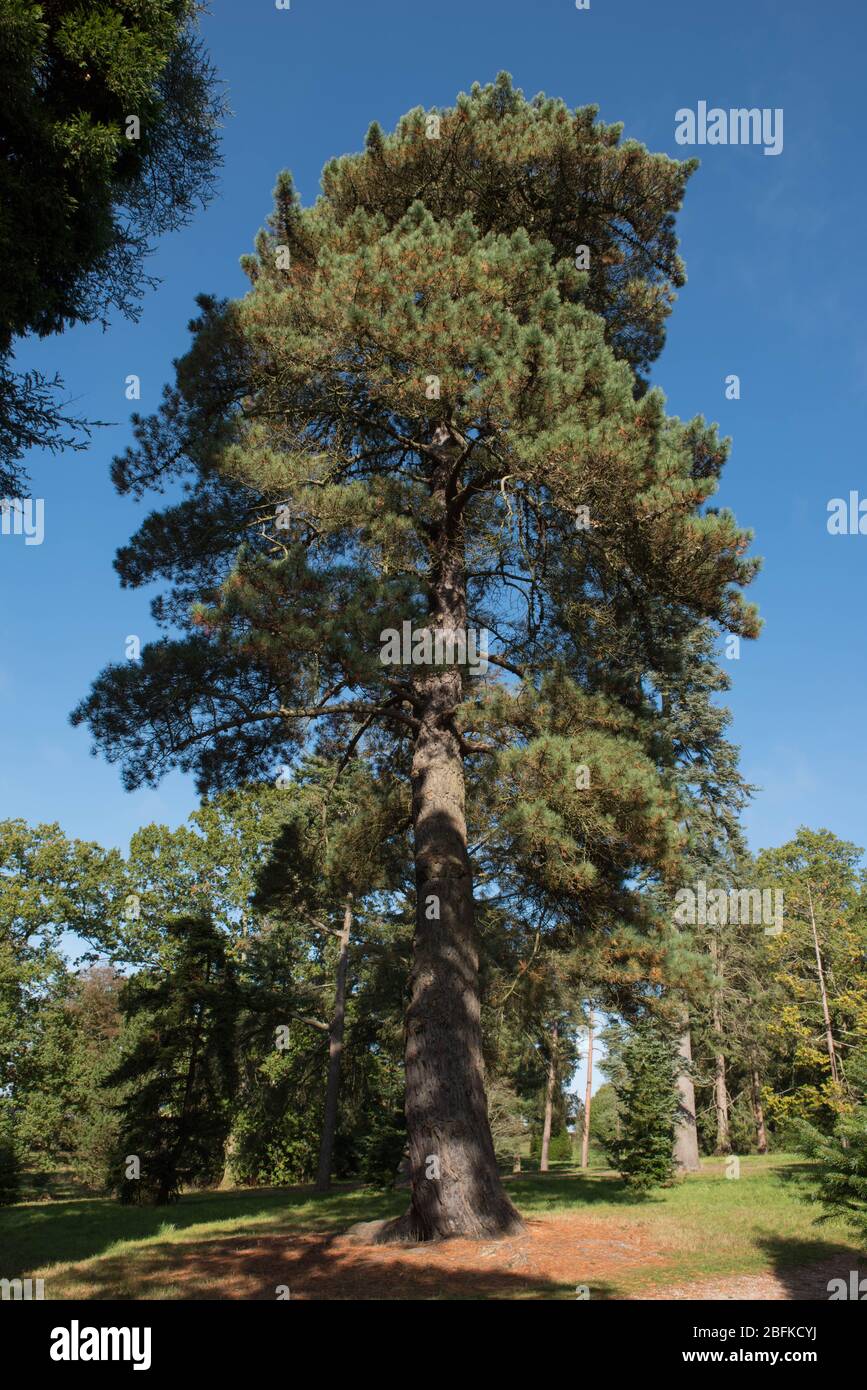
[1,1155,863,1300]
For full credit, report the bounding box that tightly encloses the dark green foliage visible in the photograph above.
[0,1123,21,1205]
[106,916,239,1205]
[588,1082,621,1160]
[551,1130,575,1162]
[608,1018,680,1192]
[357,1110,407,1189]
[0,0,225,494]
[530,1129,573,1162]
[793,1053,867,1248]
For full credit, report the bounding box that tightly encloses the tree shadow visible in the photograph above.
[753,1232,867,1300]
[504,1171,663,1210]
[44,1228,621,1302]
[1,1184,405,1279]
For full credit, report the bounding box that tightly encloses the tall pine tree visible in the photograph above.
[74,77,759,1239]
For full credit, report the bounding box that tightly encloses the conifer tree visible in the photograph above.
[606,1015,680,1191]
[74,76,759,1239]
[107,915,238,1205]
[794,1050,867,1247]
[0,0,225,496]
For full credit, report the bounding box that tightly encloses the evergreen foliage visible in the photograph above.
[0,0,225,494]
[608,1017,680,1191]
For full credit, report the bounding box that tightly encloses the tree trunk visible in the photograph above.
[540,1021,558,1173]
[712,1043,730,1155]
[378,430,523,1242]
[581,1009,594,1170]
[219,1131,238,1189]
[315,893,352,1193]
[750,1064,768,1153]
[710,937,731,1154]
[674,1017,700,1172]
[807,883,839,1087]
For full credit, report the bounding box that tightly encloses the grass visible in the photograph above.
[1,1154,862,1300]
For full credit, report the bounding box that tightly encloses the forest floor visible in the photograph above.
[3,1155,864,1300]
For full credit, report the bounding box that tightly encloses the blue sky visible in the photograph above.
[2,0,865,888]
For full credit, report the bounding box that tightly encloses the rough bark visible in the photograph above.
[378,429,523,1242]
[540,1021,558,1173]
[674,1018,701,1172]
[581,1009,594,1170]
[315,893,352,1193]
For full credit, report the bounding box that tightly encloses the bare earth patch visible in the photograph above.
[51,1212,863,1301]
[628,1262,864,1301]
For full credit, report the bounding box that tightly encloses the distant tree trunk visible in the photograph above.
[513,1154,521,1174]
[581,1009,594,1170]
[750,1063,768,1153]
[315,892,352,1193]
[674,1017,701,1172]
[709,937,731,1154]
[713,1043,730,1155]
[807,883,839,1087]
[165,958,209,1203]
[540,1021,558,1172]
[219,1132,238,1189]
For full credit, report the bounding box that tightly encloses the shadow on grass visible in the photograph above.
[505,1170,660,1211]
[754,1233,867,1300]
[45,1228,621,1302]
[0,1183,407,1279]
[3,1169,641,1280]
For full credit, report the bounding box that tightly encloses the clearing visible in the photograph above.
[2,1155,863,1301]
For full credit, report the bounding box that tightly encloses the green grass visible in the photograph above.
[1,1155,862,1300]
[507,1153,864,1291]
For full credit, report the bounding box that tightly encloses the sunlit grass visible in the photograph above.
[1,1155,862,1300]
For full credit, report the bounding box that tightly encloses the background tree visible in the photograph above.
[107,915,238,1205]
[0,818,125,1183]
[756,828,867,1129]
[605,1015,680,1192]
[794,1049,867,1251]
[649,625,758,1168]
[251,755,408,1191]
[15,965,124,1188]
[0,0,225,495]
[587,1080,620,1164]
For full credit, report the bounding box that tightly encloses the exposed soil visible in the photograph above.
[61,1214,864,1301]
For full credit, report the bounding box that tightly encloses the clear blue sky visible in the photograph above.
[3,0,865,893]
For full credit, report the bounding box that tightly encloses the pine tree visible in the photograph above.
[607,1016,681,1192]
[73,76,759,1239]
[0,0,225,495]
[107,916,239,1205]
[794,1051,867,1247]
